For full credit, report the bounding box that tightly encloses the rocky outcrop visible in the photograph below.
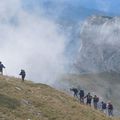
[75,16,120,73]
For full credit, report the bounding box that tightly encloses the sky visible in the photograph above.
[0,0,68,84]
[0,0,120,84]
[78,0,120,14]
[21,0,120,16]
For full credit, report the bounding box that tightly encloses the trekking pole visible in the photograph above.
[4,68,8,76]
[18,75,21,79]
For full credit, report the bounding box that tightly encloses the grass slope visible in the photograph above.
[58,72,120,112]
[0,75,118,120]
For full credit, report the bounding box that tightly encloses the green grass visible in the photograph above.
[59,72,120,112]
[0,94,20,109]
[0,75,119,120]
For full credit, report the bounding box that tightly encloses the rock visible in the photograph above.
[75,15,120,73]
[21,99,30,105]
[15,87,22,91]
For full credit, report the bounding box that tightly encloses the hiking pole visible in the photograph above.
[18,74,21,79]
[4,68,8,76]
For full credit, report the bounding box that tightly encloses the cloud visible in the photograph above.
[0,0,68,84]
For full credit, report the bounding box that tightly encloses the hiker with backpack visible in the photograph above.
[79,90,84,103]
[19,69,26,82]
[93,95,99,109]
[70,88,78,98]
[107,101,114,117]
[101,101,107,113]
[0,61,5,75]
[84,93,93,106]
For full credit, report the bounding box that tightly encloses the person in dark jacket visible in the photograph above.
[79,90,84,103]
[107,101,114,117]
[93,95,99,109]
[0,61,5,75]
[70,88,78,98]
[101,101,107,113]
[19,69,26,82]
[84,93,93,106]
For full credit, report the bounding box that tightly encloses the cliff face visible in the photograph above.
[75,16,120,73]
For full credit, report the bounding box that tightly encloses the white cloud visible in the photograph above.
[0,0,68,84]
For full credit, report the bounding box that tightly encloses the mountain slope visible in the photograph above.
[0,75,118,120]
[58,72,120,116]
[75,15,120,73]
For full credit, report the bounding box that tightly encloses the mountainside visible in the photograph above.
[58,72,120,115]
[75,15,120,73]
[0,75,118,120]
[42,4,107,63]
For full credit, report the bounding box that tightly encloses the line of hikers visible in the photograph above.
[0,61,114,116]
[70,88,114,117]
[0,61,26,82]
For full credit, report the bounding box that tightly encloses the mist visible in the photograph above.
[0,0,69,84]
[74,16,120,73]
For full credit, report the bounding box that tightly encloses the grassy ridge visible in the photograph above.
[58,72,120,111]
[0,75,118,120]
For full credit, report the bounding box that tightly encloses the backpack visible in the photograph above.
[20,70,25,76]
[71,88,78,93]
[108,104,113,110]
[96,97,99,102]
[80,90,84,97]
[102,103,106,109]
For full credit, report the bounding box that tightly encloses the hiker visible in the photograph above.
[84,93,93,106]
[93,95,99,109]
[107,101,114,117]
[79,90,84,103]
[70,88,78,98]
[101,101,107,113]
[19,69,26,82]
[0,61,5,75]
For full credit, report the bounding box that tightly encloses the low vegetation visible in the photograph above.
[0,75,119,120]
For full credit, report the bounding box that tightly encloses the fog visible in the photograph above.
[73,16,120,73]
[0,0,69,84]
